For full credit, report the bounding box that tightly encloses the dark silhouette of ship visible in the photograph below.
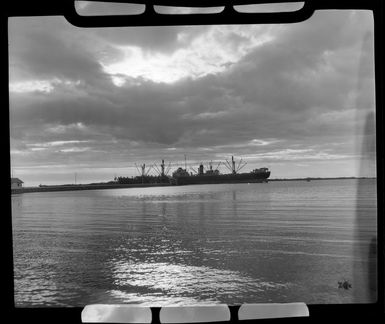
[116,156,270,186]
[171,156,270,185]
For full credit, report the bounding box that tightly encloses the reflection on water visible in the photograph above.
[12,180,377,306]
[109,261,289,306]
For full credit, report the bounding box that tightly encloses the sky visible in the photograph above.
[8,5,376,186]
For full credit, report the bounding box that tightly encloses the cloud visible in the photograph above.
[239,148,352,162]
[94,25,210,55]
[26,140,92,148]
[9,16,121,87]
[10,80,54,93]
[9,10,376,184]
[102,25,272,84]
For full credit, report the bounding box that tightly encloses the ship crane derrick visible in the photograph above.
[190,167,198,174]
[134,163,154,183]
[224,156,247,174]
[135,163,153,177]
[154,159,172,177]
[214,161,222,172]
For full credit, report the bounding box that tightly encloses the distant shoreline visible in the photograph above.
[11,182,172,194]
[11,177,376,194]
[269,176,376,181]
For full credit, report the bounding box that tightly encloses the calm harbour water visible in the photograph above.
[12,179,377,307]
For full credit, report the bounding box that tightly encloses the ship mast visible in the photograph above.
[224,156,247,174]
[184,154,187,170]
[153,159,171,178]
[161,159,165,177]
[224,156,237,174]
[135,163,153,183]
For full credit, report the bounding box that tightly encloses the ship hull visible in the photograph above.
[173,171,270,186]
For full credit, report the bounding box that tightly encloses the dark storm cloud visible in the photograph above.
[11,31,102,82]
[9,17,126,85]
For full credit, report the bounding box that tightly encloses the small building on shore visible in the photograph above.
[11,178,24,189]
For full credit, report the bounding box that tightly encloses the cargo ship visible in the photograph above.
[171,156,270,186]
[116,157,270,186]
